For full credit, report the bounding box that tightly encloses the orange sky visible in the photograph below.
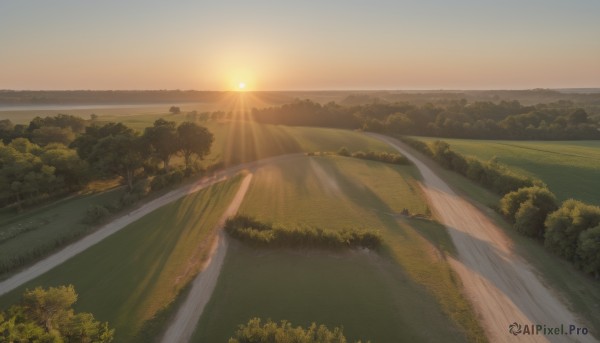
[1,1,599,90]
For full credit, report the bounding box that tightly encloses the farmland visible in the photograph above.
[193,155,482,342]
[417,137,600,205]
[0,176,244,342]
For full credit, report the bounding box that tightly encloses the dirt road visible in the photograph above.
[0,154,301,296]
[160,173,253,343]
[368,133,595,343]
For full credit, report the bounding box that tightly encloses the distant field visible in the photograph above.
[0,176,244,343]
[418,137,600,205]
[194,156,483,343]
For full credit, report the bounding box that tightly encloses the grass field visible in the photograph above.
[193,156,484,343]
[0,176,244,342]
[398,141,600,337]
[0,187,125,277]
[417,137,600,205]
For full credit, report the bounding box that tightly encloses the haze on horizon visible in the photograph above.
[1,0,599,91]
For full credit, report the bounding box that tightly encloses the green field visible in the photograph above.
[0,187,125,277]
[193,156,483,343]
[0,176,244,342]
[417,137,600,205]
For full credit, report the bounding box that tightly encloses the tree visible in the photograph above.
[31,126,76,146]
[545,200,600,261]
[41,143,89,189]
[143,119,178,172]
[176,122,214,169]
[0,285,114,342]
[88,133,147,190]
[169,106,181,114]
[0,141,56,210]
[71,122,134,161]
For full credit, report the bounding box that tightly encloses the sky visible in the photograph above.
[1,0,599,91]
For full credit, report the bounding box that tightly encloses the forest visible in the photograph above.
[252,99,600,140]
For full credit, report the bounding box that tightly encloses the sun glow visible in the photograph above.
[238,82,246,90]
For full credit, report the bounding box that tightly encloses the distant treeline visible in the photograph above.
[401,136,600,279]
[225,215,382,250]
[0,90,225,105]
[252,99,600,140]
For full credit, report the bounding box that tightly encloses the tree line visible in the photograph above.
[400,136,600,278]
[0,114,214,211]
[251,99,600,140]
[0,285,114,342]
[225,215,382,250]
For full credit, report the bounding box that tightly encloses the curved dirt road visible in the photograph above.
[369,133,595,343]
[0,154,301,296]
[160,173,253,343]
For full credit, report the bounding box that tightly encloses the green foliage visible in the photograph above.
[225,215,382,250]
[0,285,114,342]
[347,150,409,165]
[500,187,557,238]
[142,119,178,172]
[150,169,185,191]
[577,225,600,278]
[545,200,600,262]
[176,121,214,169]
[228,318,369,343]
[83,205,111,225]
[252,98,600,140]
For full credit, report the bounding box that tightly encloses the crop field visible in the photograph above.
[0,176,244,342]
[417,137,600,205]
[193,156,484,343]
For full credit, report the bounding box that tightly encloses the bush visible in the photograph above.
[150,169,186,191]
[83,205,110,224]
[225,215,382,250]
[228,317,369,343]
[545,200,600,262]
[577,225,600,278]
[500,186,557,238]
[336,148,409,165]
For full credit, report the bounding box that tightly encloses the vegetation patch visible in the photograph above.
[0,285,114,342]
[229,317,370,343]
[225,215,382,250]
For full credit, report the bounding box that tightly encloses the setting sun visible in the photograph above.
[238,82,246,90]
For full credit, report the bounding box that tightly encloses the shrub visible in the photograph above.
[577,225,600,278]
[337,146,350,157]
[545,200,600,261]
[228,317,369,343]
[83,205,110,224]
[500,186,557,238]
[225,215,382,250]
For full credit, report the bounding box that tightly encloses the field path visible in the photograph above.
[368,133,595,343]
[0,154,301,296]
[160,173,252,343]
